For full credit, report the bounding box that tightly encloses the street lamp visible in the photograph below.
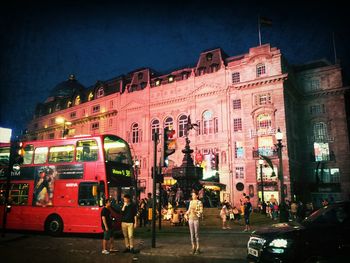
[258,158,266,214]
[55,117,71,138]
[275,128,284,204]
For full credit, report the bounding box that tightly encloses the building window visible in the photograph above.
[314,122,328,142]
[75,95,81,105]
[49,133,55,139]
[164,117,174,129]
[182,72,189,80]
[88,92,94,101]
[210,64,219,73]
[232,99,241,109]
[255,93,272,105]
[138,72,143,80]
[91,122,99,130]
[310,79,320,91]
[257,114,272,130]
[235,167,244,179]
[196,120,201,135]
[55,103,61,111]
[256,63,266,77]
[206,53,213,61]
[92,105,100,113]
[203,110,213,135]
[155,79,161,86]
[140,82,147,89]
[310,104,325,115]
[330,168,340,183]
[97,87,104,98]
[232,72,240,83]
[178,114,188,137]
[151,119,160,140]
[214,117,219,133]
[168,76,174,83]
[67,101,72,108]
[109,100,114,109]
[50,118,55,125]
[48,108,52,114]
[233,118,242,132]
[132,123,139,143]
[70,111,77,119]
[235,142,244,158]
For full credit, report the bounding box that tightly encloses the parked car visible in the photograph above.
[247,201,350,262]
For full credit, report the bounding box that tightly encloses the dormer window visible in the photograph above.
[168,76,174,83]
[55,103,61,111]
[88,92,94,101]
[138,72,143,80]
[182,72,189,80]
[75,95,81,105]
[155,79,161,86]
[210,63,219,73]
[67,101,72,108]
[97,87,104,98]
[206,53,213,61]
[197,67,206,76]
[140,82,147,89]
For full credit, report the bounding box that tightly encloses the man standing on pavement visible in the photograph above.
[243,196,252,232]
[101,199,118,255]
[121,194,138,254]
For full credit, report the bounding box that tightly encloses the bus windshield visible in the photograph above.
[0,146,10,165]
[103,135,132,165]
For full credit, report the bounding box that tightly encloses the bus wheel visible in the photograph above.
[45,215,63,236]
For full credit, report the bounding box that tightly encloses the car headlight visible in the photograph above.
[269,239,288,248]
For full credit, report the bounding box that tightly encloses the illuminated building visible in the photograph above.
[26,44,350,206]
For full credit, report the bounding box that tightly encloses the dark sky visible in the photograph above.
[1,0,349,136]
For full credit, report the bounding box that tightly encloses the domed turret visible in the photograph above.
[49,74,85,98]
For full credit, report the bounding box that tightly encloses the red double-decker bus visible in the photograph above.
[0,134,135,235]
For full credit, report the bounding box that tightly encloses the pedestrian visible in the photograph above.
[290,201,298,221]
[101,199,118,255]
[243,196,252,232]
[146,192,153,227]
[120,194,138,254]
[220,202,229,229]
[184,191,203,255]
[139,199,147,227]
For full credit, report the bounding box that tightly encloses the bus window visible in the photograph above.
[0,183,29,205]
[76,140,98,162]
[0,146,10,165]
[34,147,48,164]
[104,136,131,165]
[49,145,75,163]
[23,144,34,164]
[78,182,98,206]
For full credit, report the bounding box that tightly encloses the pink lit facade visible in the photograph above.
[27,44,350,207]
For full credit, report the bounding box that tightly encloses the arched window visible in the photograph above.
[314,122,328,141]
[256,63,266,77]
[202,110,213,135]
[178,114,188,137]
[164,117,174,129]
[55,103,60,111]
[67,101,72,108]
[132,123,139,143]
[75,95,81,105]
[151,119,160,140]
[257,113,272,130]
[97,87,104,98]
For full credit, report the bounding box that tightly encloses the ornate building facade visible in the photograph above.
[26,44,350,207]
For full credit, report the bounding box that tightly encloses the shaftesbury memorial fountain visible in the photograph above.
[171,116,203,201]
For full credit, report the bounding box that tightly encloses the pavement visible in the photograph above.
[0,212,274,262]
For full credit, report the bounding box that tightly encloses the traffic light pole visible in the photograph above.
[152,132,158,248]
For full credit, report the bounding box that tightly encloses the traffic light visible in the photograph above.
[163,127,176,167]
[10,140,24,166]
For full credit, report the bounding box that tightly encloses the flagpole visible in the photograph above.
[332,32,337,64]
[258,15,262,46]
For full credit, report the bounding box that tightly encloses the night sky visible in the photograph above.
[1,0,349,136]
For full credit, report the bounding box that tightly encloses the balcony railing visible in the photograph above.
[252,148,278,159]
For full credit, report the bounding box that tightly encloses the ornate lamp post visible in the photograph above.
[55,117,71,138]
[258,158,266,214]
[275,128,284,203]
[134,159,140,203]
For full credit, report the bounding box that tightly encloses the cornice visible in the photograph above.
[303,86,349,99]
[229,73,288,90]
